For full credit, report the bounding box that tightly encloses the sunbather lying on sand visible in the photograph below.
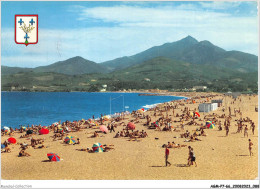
[2,147,11,153]
[18,150,31,157]
[92,131,99,138]
[34,145,47,149]
[77,148,88,152]
[103,146,115,152]
[114,132,120,138]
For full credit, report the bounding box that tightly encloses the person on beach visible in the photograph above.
[187,146,192,166]
[18,150,31,157]
[114,132,120,138]
[165,147,171,167]
[103,146,115,152]
[244,125,248,138]
[225,125,229,136]
[251,122,255,135]
[218,121,222,131]
[74,138,80,145]
[189,148,197,167]
[100,114,103,125]
[110,124,115,133]
[93,131,99,137]
[86,148,94,153]
[249,139,253,156]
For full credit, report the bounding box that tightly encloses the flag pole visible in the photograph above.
[110,96,111,116]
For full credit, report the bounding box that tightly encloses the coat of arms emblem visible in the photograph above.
[15,15,38,46]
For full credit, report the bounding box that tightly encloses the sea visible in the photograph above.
[1,92,186,129]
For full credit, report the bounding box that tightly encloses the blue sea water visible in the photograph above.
[1,92,186,128]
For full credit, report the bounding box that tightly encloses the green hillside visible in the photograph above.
[1,66,33,75]
[2,56,109,76]
[34,56,109,75]
[2,57,257,93]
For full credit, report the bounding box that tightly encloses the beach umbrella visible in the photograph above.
[53,122,59,126]
[4,128,10,134]
[8,137,16,144]
[3,126,10,131]
[206,121,215,129]
[141,108,145,111]
[127,122,136,130]
[103,115,110,121]
[64,136,76,144]
[47,153,60,162]
[58,128,64,133]
[195,112,200,117]
[21,126,27,130]
[39,128,49,135]
[137,109,144,113]
[100,125,108,133]
[26,130,33,135]
[1,144,6,149]
[92,143,103,153]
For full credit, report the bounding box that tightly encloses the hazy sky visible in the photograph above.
[1,1,258,67]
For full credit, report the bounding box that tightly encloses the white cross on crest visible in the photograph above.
[15,15,38,46]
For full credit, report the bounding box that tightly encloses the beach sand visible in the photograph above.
[1,93,258,180]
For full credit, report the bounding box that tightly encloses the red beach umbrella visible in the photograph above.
[195,112,200,117]
[141,108,145,111]
[100,125,108,133]
[47,153,60,162]
[39,128,49,135]
[8,137,16,144]
[127,122,136,130]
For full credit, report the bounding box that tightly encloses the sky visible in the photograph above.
[1,1,259,68]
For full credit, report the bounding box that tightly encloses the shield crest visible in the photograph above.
[15,15,38,46]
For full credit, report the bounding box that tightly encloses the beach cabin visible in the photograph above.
[211,99,223,107]
[199,103,218,112]
[211,103,218,111]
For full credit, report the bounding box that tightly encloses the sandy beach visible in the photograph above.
[1,92,258,180]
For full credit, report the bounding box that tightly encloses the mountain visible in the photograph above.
[101,36,258,73]
[101,35,199,71]
[1,56,109,76]
[2,36,257,75]
[33,56,109,75]
[1,36,258,92]
[1,66,33,75]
